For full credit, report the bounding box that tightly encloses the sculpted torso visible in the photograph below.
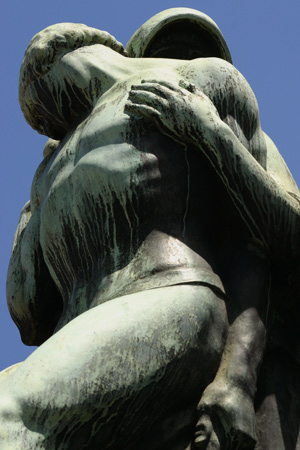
[5,14,300,450]
[31,52,260,329]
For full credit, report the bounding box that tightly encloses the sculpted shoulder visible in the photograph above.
[181,57,240,83]
[181,57,259,111]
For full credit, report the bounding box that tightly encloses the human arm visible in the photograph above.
[125,79,300,259]
[125,79,300,448]
[6,157,62,346]
[193,309,264,449]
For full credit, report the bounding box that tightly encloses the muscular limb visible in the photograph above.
[125,79,300,448]
[0,285,227,449]
[6,201,62,346]
[125,80,300,257]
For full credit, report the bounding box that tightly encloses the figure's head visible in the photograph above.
[126,8,232,63]
[19,23,127,139]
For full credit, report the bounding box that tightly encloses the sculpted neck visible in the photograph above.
[56,45,184,104]
[58,45,135,99]
[25,44,184,139]
[31,45,137,139]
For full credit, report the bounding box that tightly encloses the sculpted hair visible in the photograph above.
[19,23,127,138]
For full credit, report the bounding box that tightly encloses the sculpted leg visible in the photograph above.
[0,285,227,449]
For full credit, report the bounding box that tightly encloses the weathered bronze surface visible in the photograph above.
[2,8,300,449]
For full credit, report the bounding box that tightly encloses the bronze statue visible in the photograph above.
[2,8,300,449]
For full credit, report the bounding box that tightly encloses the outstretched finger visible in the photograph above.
[128,89,168,109]
[124,100,161,122]
[131,80,185,99]
[140,79,198,96]
[141,78,182,91]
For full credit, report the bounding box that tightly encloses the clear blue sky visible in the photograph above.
[1,0,299,371]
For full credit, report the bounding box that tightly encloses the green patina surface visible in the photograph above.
[2,8,300,450]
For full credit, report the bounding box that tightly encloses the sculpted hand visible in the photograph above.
[125,79,220,145]
[193,380,257,450]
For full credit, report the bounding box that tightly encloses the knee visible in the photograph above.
[164,284,228,388]
[187,285,228,364]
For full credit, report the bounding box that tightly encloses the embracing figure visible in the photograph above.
[2,8,300,450]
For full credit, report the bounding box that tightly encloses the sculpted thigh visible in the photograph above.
[0,285,227,450]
